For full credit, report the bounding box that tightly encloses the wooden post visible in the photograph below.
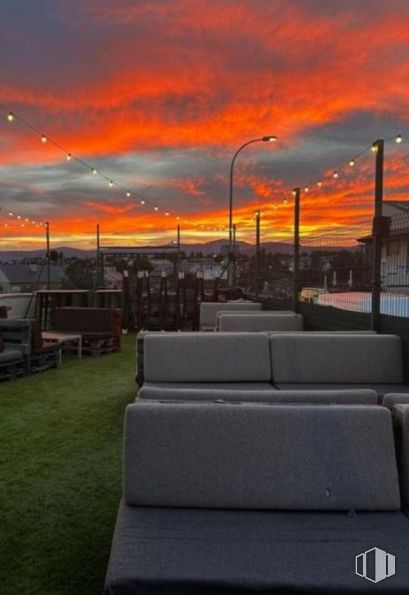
[293,188,301,311]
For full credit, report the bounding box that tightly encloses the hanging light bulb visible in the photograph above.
[396,134,403,144]
[92,168,97,175]
[8,212,13,216]
[7,112,14,122]
[371,143,378,153]
[154,206,159,211]
[66,153,72,161]
[140,199,145,205]
[126,191,131,197]
[40,135,48,143]
[317,180,322,187]
[333,171,339,178]
[109,181,114,188]
[165,211,170,216]
[349,159,355,167]
[304,186,309,192]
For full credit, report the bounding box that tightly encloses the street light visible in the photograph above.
[228,135,277,284]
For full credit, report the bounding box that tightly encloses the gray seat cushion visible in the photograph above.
[270,334,403,384]
[140,381,274,395]
[274,383,409,399]
[218,313,303,332]
[138,387,377,405]
[124,403,400,510]
[0,349,23,364]
[105,503,409,594]
[144,332,272,383]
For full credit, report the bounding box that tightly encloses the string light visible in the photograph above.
[304,186,309,192]
[0,103,185,221]
[371,144,377,153]
[1,103,404,229]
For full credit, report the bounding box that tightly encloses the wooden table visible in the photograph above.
[42,331,82,360]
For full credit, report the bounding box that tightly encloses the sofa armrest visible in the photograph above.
[392,404,409,510]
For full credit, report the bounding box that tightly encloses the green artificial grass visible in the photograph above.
[0,334,137,595]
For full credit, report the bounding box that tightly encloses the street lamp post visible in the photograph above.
[228,135,277,285]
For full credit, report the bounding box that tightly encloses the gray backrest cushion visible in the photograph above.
[200,301,262,327]
[124,402,400,511]
[138,387,377,404]
[219,313,303,332]
[144,332,271,382]
[270,334,403,383]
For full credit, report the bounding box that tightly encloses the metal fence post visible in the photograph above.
[293,188,301,312]
[371,140,384,332]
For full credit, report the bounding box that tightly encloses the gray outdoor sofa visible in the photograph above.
[199,301,262,331]
[105,401,409,594]
[138,332,408,402]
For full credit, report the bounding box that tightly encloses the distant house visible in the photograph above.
[181,259,227,280]
[150,259,175,277]
[0,263,64,293]
[358,201,409,290]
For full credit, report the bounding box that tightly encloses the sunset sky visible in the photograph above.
[0,0,408,249]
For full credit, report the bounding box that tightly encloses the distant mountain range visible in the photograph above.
[0,240,353,262]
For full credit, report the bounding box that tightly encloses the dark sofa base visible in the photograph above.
[105,502,409,594]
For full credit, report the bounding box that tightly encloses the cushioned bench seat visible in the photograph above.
[106,504,409,595]
[138,386,378,404]
[105,402,409,594]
